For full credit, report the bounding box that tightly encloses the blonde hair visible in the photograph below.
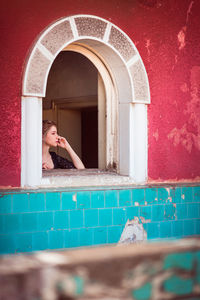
[42,120,57,136]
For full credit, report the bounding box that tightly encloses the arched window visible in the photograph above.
[21,15,150,187]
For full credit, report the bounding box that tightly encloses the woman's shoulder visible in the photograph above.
[49,151,59,168]
[49,151,57,158]
[49,151,74,169]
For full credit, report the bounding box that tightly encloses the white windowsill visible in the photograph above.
[41,169,136,188]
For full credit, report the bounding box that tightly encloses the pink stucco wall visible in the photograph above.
[0,0,200,187]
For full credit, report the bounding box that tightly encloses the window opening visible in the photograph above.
[43,50,100,172]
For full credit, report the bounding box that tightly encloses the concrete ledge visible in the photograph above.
[41,169,135,188]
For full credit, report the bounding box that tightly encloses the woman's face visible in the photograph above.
[43,125,59,147]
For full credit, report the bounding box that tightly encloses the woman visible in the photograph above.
[42,120,85,170]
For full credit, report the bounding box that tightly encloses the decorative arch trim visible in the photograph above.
[22,15,150,104]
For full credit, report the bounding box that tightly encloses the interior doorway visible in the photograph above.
[43,51,99,168]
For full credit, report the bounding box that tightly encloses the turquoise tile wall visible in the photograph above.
[0,185,200,254]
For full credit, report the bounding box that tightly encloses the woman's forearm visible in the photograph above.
[65,145,85,169]
[57,136,85,169]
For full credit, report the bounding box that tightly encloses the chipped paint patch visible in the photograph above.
[168,125,193,153]
[165,188,170,195]
[174,55,178,64]
[177,1,194,52]
[118,217,147,245]
[164,204,176,220]
[140,216,151,223]
[186,1,194,23]
[180,83,189,93]
[168,197,172,203]
[153,129,159,141]
[73,194,77,202]
[177,26,186,50]
[168,66,200,153]
[145,39,151,61]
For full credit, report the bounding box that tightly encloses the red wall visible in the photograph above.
[1,0,200,187]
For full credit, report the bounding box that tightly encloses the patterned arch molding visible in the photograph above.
[22,15,150,104]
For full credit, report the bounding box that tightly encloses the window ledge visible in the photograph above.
[41,169,136,188]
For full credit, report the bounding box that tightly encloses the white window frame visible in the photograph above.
[21,15,150,187]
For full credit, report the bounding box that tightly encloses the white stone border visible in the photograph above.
[21,15,150,187]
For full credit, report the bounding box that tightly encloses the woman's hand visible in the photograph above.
[57,136,70,149]
[57,136,85,170]
[42,162,51,169]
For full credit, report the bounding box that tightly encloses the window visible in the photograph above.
[21,15,150,187]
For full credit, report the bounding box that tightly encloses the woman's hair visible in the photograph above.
[42,120,57,136]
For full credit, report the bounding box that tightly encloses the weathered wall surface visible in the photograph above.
[0,0,200,186]
[146,0,200,182]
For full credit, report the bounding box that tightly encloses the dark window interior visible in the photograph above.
[81,107,98,168]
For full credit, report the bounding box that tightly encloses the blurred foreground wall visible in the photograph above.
[0,238,200,299]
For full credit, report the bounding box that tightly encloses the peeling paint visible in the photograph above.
[153,129,159,141]
[168,66,200,153]
[186,1,194,24]
[168,125,193,153]
[177,1,194,52]
[140,216,151,223]
[164,204,176,220]
[176,1,194,53]
[118,217,147,244]
[165,188,170,195]
[177,26,186,50]
[180,83,189,93]
[73,194,77,202]
[145,39,151,60]
[168,197,172,203]
[173,55,178,69]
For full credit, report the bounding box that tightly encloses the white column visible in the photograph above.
[119,103,131,175]
[21,96,42,187]
[119,103,147,183]
[131,103,147,183]
[98,74,106,169]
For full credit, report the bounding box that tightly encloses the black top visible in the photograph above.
[50,152,75,169]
